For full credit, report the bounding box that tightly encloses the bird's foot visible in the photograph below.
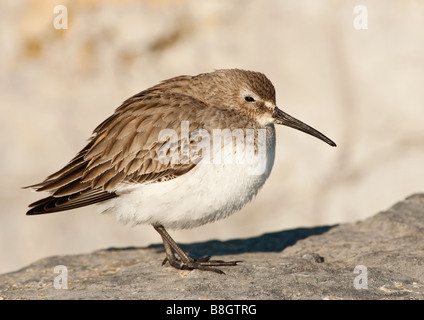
[162,255,241,274]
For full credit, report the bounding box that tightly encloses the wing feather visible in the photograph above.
[25,86,210,215]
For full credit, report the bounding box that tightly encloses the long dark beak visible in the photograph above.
[272,107,336,147]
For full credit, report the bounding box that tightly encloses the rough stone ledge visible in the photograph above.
[1,194,423,300]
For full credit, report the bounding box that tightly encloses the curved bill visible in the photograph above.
[272,107,336,147]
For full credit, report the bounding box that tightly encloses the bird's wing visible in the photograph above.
[26,89,212,215]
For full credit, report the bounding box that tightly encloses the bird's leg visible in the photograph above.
[153,224,240,274]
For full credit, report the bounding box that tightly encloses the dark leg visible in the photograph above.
[153,224,240,274]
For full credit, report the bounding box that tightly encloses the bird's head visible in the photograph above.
[202,69,336,147]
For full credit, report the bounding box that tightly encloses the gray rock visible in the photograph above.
[1,194,423,300]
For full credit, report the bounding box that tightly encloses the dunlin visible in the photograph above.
[26,69,336,274]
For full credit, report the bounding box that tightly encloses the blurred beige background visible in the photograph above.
[1,0,423,274]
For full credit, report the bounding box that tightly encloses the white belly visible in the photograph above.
[99,125,276,229]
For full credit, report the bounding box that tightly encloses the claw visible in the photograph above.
[161,257,168,266]
[154,224,241,274]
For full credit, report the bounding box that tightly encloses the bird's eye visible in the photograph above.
[245,96,255,102]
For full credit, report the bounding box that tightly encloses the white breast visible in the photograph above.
[99,124,276,230]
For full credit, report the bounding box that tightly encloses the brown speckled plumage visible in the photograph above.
[26,69,283,214]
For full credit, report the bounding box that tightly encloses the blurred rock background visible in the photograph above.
[1,0,423,274]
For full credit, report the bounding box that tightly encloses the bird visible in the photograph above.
[25,69,336,274]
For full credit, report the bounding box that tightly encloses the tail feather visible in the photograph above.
[26,189,117,215]
[25,141,118,215]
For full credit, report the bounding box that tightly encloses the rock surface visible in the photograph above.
[1,194,423,300]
